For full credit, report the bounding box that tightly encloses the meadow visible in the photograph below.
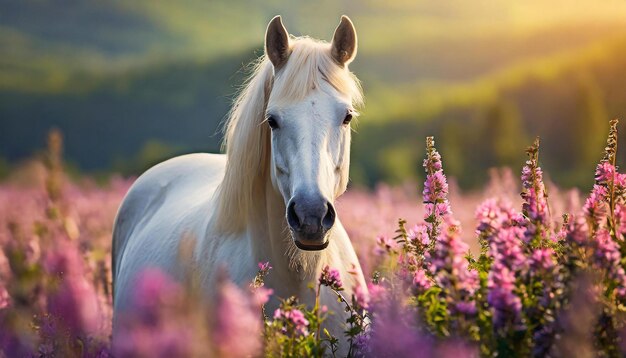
[1,119,625,357]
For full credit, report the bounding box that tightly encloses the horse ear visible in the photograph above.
[331,15,357,66]
[265,15,290,68]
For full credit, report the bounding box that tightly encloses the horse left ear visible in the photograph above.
[331,15,357,66]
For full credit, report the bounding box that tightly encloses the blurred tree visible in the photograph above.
[483,98,528,168]
[112,140,182,176]
[0,157,9,180]
[567,72,608,186]
[438,120,466,183]
[376,143,419,185]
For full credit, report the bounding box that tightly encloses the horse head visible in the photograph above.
[264,16,361,251]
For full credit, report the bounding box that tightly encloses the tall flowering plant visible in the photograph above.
[363,119,626,357]
[423,137,451,245]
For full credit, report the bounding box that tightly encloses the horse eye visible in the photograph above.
[267,116,279,130]
[343,112,353,125]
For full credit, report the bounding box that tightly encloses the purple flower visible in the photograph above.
[521,162,544,189]
[423,171,449,203]
[412,269,432,290]
[490,225,527,272]
[352,333,371,356]
[38,342,54,355]
[488,263,523,329]
[368,300,435,358]
[454,301,477,315]
[426,219,478,318]
[566,214,590,245]
[520,143,551,242]
[521,188,548,223]
[45,244,102,336]
[530,248,556,271]
[423,137,452,242]
[584,185,609,229]
[592,229,626,298]
[113,324,193,358]
[319,265,343,291]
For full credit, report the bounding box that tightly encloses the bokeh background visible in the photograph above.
[2,0,626,189]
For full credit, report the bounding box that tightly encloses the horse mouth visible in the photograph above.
[294,239,329,251]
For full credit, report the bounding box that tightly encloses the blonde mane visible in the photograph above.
[214,37,363,234]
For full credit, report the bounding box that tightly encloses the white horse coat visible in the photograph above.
[112,16,367,354]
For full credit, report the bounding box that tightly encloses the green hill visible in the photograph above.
[2,0,626,187]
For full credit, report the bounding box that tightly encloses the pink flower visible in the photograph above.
[273,308,310,336]
[531,248,556,271]
[584,185,609,229]
[490,225,527,272]
[251,287,274,307]
[424,202,451,219]
[131,268,182,323]
[423,171,449,203]
[319,265,343,291]
[258,261,272,272]
[615,204,626,237]
[615,173,626,189]
[355,284,370,308]
[595,161,616,185]
[375,235,397,255]
[45,244,102,336]
[0,286,9,310]
[592,229,626,298]
[566,214,590,245]
[367,283,388,308]
[475,198,515,234]
[407,224,430,247]
[214,279,263,357]
[413,269,432,290]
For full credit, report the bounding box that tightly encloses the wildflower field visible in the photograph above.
[1,120,626,357]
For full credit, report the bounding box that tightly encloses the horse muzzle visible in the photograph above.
[286,194,335,251]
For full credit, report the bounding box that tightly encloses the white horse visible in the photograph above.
[112,15,367,353]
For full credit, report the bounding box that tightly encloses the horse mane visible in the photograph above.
[214,36,363,234]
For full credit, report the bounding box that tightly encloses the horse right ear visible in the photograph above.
[265,15,290,68]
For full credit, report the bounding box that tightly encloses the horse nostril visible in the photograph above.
[287,201,301,230]
[322,202,336,230]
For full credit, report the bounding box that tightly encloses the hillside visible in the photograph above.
[2,0,626,187]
